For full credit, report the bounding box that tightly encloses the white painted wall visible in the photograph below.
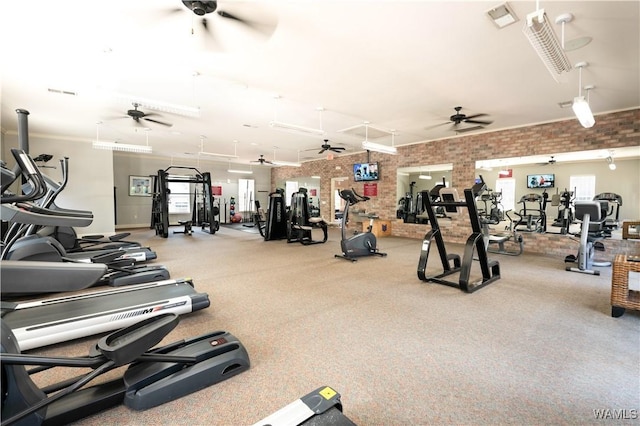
[3,133,115,236]
[112,152,272,228]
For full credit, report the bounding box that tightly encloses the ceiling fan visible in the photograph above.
[112,103,173,127]
[428,106,493,133]
[538,156,557,165]
[251,154,273,165]
[311,140,346,154]
[166,1,276,45]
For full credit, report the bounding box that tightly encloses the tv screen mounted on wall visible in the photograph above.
[527,174,555,189]
[353,162,379,182]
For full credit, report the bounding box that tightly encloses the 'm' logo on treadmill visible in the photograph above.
[110,302,187,321]
[210,337,227,346]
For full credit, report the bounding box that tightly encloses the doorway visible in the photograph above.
[331,177,349,222]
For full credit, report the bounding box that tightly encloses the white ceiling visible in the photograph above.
[1,1,638,166]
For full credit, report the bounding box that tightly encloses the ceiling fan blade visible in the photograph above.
[463,113,488,120]
[142,117,173,127]
[331,147,346,152]
[163,7,185,17]
[465,119,493,125]
[425,121,451,130]
[217,10,247,24]
[217,10,277,36]
[103,115,129,121]
[455,125,484,133]
[318,149,327,154]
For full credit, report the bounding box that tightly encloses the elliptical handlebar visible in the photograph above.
[1,149,48,204]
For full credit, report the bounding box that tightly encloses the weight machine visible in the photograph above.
[287,188,328,245]
[263,188,288,241]
[151,167,219,238]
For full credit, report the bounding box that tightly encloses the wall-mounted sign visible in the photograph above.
[498,169,513,178]
[212,185,223,196]
[363,183,378,197]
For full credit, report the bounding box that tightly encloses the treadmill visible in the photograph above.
[1,278,209,351]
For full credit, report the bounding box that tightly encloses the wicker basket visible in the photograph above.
[622,221,640,239]
[611,254,640,317]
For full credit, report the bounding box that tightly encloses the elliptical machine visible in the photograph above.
[335,189,387,262]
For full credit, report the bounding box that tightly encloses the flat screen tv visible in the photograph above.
[353,162,379,182]
[527,173,555,189]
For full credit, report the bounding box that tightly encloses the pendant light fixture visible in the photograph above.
[572,62,595,128]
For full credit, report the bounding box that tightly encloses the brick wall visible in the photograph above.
[272,109,640,257]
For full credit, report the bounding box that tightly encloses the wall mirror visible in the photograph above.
[474,147,640,239]
[396,163,453,224]
[275,176,322,216]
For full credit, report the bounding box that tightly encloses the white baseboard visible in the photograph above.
[116,224,150,230]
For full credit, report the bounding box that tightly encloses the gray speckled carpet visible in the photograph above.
[22,226,640,425]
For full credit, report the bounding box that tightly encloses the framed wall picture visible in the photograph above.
[129,175,152,197]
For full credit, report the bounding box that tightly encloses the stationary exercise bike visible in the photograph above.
[565,201,611,275]
[335,189,387,262]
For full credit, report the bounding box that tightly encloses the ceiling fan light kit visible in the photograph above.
[114,94,201,118]
[522,8,572,78]
[92,141,152,154]
[315,139,346,154]
[182,0,217,16]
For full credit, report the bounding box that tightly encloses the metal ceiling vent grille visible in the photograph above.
[338,124,391,140]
